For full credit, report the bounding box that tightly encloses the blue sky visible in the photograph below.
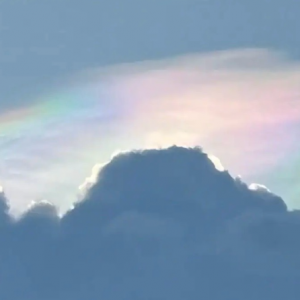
[0,0,300,212]
[1,0,299,109]
[1,1,300,299]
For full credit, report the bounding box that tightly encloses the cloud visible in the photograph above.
[0,146,299,299]
[0,48,299,213]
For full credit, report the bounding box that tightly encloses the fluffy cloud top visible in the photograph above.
[0,146,299,299]
[1,48,299,213]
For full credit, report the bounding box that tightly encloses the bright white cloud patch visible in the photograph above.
[249,183,271,193]
[0,48,299,214]
[208,155,225,172]
[78,163,104,195]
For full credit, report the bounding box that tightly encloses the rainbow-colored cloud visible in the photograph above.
[0,48,299,214]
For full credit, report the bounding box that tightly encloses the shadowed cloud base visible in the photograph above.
[0,146,299,299]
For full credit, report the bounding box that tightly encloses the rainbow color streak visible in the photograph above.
[0,48,299,215]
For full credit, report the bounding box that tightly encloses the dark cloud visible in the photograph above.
[0,146,299,299]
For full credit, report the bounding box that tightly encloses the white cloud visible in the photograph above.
[208,154,225,172]
[248,183,271,193]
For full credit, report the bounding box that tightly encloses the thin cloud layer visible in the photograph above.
[0,48,299,213]
[105,49,300,177]
[0,146,299,299]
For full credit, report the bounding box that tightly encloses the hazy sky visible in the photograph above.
[0,0,299,214]
[1,0,299,108]
[1,2,300,299]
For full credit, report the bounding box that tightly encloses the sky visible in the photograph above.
[0,0,299,214]
[0,0,300,298]
[1,48,300,215]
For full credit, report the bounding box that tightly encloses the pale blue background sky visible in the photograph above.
[0,0,299,110]
[1,2,300,299]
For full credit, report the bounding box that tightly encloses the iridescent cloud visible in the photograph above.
[0,48,299,214]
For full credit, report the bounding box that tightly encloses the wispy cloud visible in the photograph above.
[0,48,299,213]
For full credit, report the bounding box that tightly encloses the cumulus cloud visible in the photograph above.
[0,146,299,299]
[1,48,300,213]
